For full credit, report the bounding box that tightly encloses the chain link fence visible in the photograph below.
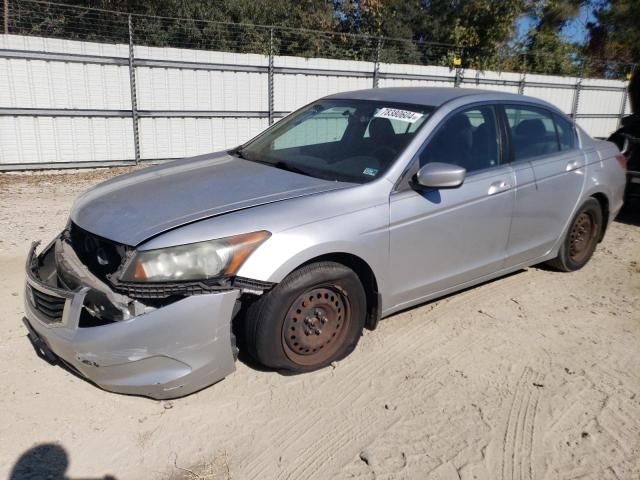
[2,0,637,77]
[2,0,456,64]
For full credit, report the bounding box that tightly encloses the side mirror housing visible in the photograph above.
[412,162,466,189]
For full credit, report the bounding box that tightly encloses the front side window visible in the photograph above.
[420,105,500,173]
[234,99,433,183]
[505,106,561,160]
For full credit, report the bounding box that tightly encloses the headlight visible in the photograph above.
[119,231,270,282]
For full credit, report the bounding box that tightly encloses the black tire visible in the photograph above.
[547,198,603,272]
[244,261,366,372]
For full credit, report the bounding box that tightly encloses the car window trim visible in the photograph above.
[496,103,511,164]
[552,113,563,151]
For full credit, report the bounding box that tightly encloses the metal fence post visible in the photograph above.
[618,86,629,129]
[454,68,462,87]
[372,37,381,88]
[127,14,140,164]
[571,66,584,120]
[518,55,527,95]
[4,0,9,34]
[268,28,274,125]
[617,65,635,128]
[453,48,463,87]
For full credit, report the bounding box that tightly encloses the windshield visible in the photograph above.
[233,99,434,183]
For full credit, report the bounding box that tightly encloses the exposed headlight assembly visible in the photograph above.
[119,231,270,282]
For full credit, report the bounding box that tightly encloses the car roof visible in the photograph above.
[325,86,547,109]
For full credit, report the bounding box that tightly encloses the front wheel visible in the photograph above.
[547,198,603,272]
[244,261,366,372]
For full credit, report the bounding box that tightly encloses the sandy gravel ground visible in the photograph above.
[0,168,639,480]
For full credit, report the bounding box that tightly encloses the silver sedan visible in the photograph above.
[23,87,626,399]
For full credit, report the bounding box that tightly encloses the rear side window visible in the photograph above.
[504,106,560,160]
[554,114,576,151]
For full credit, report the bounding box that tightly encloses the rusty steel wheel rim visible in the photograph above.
[282,286,350,366]
[568,211,596,263]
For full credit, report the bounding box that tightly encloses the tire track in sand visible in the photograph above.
[283,330,494,480]
[500,367,544,480]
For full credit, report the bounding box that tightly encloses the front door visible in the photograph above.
[388,105,515,310]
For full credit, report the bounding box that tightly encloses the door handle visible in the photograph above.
[488,180,511,195]
[566,159,583,171]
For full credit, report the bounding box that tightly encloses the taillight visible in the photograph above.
[616,153,627,170]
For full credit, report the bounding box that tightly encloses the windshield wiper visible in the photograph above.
[229,147,248,159]
[231,150,320,179]
[272,161,314,177]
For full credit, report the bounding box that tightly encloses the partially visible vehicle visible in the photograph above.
[23,87,626,399]
[609,114,640,202]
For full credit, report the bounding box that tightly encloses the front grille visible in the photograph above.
[30,287,66,324]
[68,222,128,281]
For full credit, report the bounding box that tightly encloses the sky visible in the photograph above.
[514,4,598,45]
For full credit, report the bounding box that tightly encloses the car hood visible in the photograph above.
[71,152,352,246]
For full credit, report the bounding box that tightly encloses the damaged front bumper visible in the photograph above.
[23,237,240,399]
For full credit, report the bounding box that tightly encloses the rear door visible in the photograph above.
[501,105,585,264]
[387,104,515,309]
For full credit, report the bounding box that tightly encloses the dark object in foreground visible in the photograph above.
[609,113,640,202]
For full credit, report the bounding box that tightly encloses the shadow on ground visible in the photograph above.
[9,443,116,480]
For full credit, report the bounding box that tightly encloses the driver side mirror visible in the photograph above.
[411,162,466,190]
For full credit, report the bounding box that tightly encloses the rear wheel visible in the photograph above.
[244,261,366,372]
[547,198,603,272]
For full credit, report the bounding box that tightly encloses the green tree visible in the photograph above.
[521,0,585,76]
[334,0,528,67]
[585,0,640,78]
[9,0,339,57]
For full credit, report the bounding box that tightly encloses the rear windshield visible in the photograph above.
[233,99,434,183]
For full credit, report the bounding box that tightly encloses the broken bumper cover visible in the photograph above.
[23,240,240,399]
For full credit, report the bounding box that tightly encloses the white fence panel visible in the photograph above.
[522,74,577,114]
[577,117,621,139]
[0,34,632,168]
[0,59,131,109]
[0,116,134,164]
[576,79,627,137]
[0,35,133,165]
[379,64,454,88]
[579,79,627,115]
[136,68,267,111]
[135,46,268,111]
[461,69,521,94]
[273,56,373,112]
[0,35,131,110]
[138,117,267,160]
